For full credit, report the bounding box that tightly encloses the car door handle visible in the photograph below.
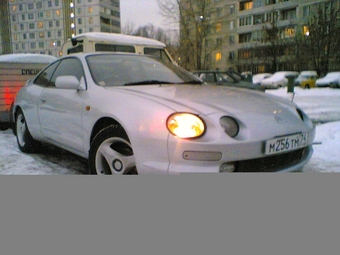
[40,99,47,103]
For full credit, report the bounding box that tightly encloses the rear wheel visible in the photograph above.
[89,125,137,175]
[305,84,310,89]
[15,109,41,153]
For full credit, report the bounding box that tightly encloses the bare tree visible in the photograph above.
[121,21,136,35]
[304,2,340,76]
[158,0,218,70]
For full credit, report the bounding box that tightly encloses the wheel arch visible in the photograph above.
[90,117,126,145]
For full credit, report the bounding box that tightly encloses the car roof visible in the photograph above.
[70,32,166,47]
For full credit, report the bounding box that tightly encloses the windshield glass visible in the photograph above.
[86,54,201,86]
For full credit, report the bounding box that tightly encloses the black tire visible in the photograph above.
[0,124,9,131]
[305,84,310,89]
[89,125,137,175]
[15,109,41,153]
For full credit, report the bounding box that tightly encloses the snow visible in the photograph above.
[0,87,339,174]
[0,54,57,63]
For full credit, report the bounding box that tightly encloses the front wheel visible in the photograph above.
[89,125,137,175]
[15,109,41,153]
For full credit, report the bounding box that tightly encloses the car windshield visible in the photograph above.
[86,54,202,86]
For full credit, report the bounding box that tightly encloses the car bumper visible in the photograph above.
[164,126,315,174]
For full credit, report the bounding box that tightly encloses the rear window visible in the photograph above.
[95,44,135,53]
[68,45,84,54]
[144,48,171,62]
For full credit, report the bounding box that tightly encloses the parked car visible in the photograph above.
[294,71,318,88]
[261,71,299,89]
[13,53,315,174]
[252,73,272,86]
[192,70,263,91]
[0,54,57,130]
[316,72,340,88]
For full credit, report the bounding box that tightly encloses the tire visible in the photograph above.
[89,125,138,175]
[305,84,310,89]
[15,109,41,153]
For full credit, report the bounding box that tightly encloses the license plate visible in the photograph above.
[265,133,308,155]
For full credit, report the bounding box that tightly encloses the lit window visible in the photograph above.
[56,10,61,16]
[88,7,93,13]
[12,5,17,11]
[38,22,44,28]
[216,22,222,32]
[215,52,222,62]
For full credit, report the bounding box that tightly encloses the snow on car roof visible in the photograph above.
[72,32,166,47]
[0,54,57,63]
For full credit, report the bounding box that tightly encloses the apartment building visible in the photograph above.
[180,0,340,73]
[0,0,121,57]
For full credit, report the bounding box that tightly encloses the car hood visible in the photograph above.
[107,85,295,116]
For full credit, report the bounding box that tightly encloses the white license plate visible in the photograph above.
[265,133,308,155]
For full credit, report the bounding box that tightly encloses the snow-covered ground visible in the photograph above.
[0,87,339,174]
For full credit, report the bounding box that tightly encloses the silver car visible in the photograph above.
[13,53,315,174]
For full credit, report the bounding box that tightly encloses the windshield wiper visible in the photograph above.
[124,80,175,86]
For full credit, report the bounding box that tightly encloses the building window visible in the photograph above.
[281,8,296,20]
[229,36,235,45]
[14,25,18,31]
[20,24,24,30]
[239,33,252,43]
[46,11,50,17]
[29,23,35,29]
[284,27,295,38]
[78,18,83,25]
[240,1,253,11]
[38,12,44,18]
[39,32,45,38]
[29,33,35,39]
[48,1,52,7]
[39,42,45,48]
[230,5,235,14]
[55,0,59,6]
[21,14,25,21]
[48,31,52,38]
[303,6,310,17]
[36,2,43,9]
[89,17,93,24]
[239,16,252,27]
[56,10,61,16]
[12,5,17,12]
[28,13,34,20]
[30,42,36,49]
[12,15,16,22]
[215,52,222,62]
[49,21,53,27]
[23,34,27,40]
[88,7,93,13]
[56,20,60,27]
[28,3,34,10]
[216,22,222,32]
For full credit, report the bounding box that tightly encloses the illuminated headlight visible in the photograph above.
[220,116,239,138]
[167,113,205,139]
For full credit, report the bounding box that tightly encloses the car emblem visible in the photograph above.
[274,116,283,124]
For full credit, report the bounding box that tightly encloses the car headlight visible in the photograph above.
[167,113,205,139]
[220,116,239,138]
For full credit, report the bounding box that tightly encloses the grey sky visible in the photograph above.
[120,0,165,29]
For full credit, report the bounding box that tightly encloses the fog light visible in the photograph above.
[220,163,236,172]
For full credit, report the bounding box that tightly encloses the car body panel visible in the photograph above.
[14,53,315,173]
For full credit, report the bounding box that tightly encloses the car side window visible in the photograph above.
[34,61,60,87]
[205,73,216,83]
[50,58,85,87]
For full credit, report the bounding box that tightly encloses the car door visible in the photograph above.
[38,57,86,154]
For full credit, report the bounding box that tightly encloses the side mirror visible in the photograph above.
[55,75,81,90]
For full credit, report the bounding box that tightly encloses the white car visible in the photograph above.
[316,72,340,88]
[261,71,299,89]
[13,53,315,174]
[252,73,272,86]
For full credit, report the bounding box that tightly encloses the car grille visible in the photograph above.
[233,147,310,172]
